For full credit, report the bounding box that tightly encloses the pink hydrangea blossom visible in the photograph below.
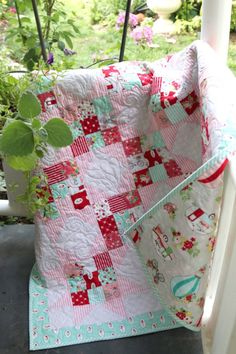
[9,7,16,14]
[131,26,153,46]
[116,12,138,30]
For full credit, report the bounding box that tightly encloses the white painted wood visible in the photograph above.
[0,161,28,216]
[200,1,235,354]
[201,160,236,354]
[201,0,233,63]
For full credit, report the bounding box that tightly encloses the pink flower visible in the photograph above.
[9,7,16,14]
[116,12,138,30]
[131,26,153,46]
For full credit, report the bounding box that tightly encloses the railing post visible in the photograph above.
[201,0,233,63]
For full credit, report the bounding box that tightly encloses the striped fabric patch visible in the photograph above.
[108,190,142,213]
[43,163,68,185]
[71,137,89,157]
[93,252,113,270]
[151,77,162,95]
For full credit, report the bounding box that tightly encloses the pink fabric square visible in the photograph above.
[103,231,123,250]
[151,77,162,95]
[122,137,142,157]
[108,190,142,213]
[164,159,183,177]
[137,72,153,86]
[37,91,57,113]
[71,137,89,157]
[98,215,118,236]
[103,281,121,301]
[93,252,113,270]
[43,161,78,185]
[83,271,101,289]
[180,91,199,115]
[102,126,122,145]
[144,149,163,167]
[71,290,89,306]
[133,169,152,188]
[81,116,100,135]
[71,186,90,210]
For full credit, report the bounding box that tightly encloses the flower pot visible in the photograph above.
[147,0,182,34]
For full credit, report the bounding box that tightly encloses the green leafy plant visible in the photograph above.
[0,90,73,171]
[231,1,236,32]
[0,79,73,215]
[5,0,80,70]
[90,0,127,25]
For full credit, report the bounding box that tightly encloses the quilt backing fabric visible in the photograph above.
[30,40,236,350]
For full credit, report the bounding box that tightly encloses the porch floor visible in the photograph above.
[0,225,203,354]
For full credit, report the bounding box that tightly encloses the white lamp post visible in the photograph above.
[147,0,182,34]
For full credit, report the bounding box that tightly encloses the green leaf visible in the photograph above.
[23,48,36,62]
[18,91,41,119]
[58,40,65,51]
[38,128,48,141]
[44,118,73,147]
[64,35,73,49]
[72,25,80,34]
[35,147,44,158]
[25,37,37,48]
[21,17,31,23]
[32,118,41,130]
[0,121,34,156]
[6,153,37,171]
[26,59,35,71]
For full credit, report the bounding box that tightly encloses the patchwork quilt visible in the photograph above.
[30,40,236,350]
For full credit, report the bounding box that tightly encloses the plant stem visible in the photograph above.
[31,0,48,63]
[44,0,56,41]
[14,0,26,44]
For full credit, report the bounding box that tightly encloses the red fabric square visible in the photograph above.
[180,91,199,115]
[108,190,141,213]
[144,149,163,167]
[83,271,101,289]
[81,116,100,135]
[160,91,177,109]
[44,161,78,185]
[122,137,142,157]
[71,136,89,157]
[133,169,152,188]
[102,65,120,78]
[137,72,153,86]
[71,186,90,209]
[98,215,118,236]
[164,160,183,177]
[102,126,121,145]
[104,231,123,250]
[37,91,57,112]
[93,252,113,270]
[71,290,89,306]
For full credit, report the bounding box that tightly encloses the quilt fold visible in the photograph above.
[30,40,236,350]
